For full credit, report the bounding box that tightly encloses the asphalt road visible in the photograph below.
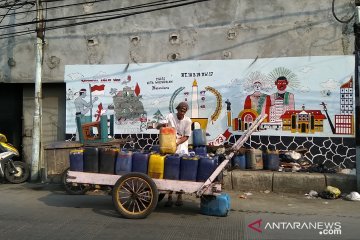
[0,183,359,240]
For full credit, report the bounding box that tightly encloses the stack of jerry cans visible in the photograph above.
[150,145,160,153]
[115,150,133,175]
[99,147,118,174]
[148,153,165,179]
[69,149,84,171]
[193,129,207,156]
[264,147,280,171]
[196,156,218,182]
[194,146,207,156]
[131,151,149,174]
[246,148,263,170]
[83,147,99,173]
[232,154,246,169]
[200,193,231,217]
[164,154,181,180]
[180,155,199,181]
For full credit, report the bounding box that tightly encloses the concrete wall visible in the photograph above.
[22,84,66,165]
[0,0,355,83]
[0,0,356,164]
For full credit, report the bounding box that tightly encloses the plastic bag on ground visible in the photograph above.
[345,192,360,201]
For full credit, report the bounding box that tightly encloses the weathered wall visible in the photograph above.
[0,0,355,83]
[0,0,356,166]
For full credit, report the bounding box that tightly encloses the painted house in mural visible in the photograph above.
[113,85,146,121]
[280,106,326,133]
[334,77,354,135]
[233,109,258,131]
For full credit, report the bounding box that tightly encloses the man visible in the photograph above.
[243,81,271,121]
[164,102,192,155]
[270,76,295,123]
[158,102,192,206]
[74,89,98,115]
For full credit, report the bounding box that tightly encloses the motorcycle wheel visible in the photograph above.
[62,167,90,195]
[4,161,30,184]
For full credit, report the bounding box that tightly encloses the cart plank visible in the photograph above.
[67,171,221,195]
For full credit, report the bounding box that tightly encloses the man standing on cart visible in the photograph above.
[158,102,192,206]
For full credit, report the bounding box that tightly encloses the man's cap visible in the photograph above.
[176,102,189,110]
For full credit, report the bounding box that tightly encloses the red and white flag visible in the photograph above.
[208,129,232,146]
[90,84,105,96]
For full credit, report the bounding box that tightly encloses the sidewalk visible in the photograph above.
[222,170,357,194]
[48,169,357,195]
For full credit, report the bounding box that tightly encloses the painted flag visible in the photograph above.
[135,83,140,96]
[95,103,106,121]
[91,84,105,96]
[208,129,232,146]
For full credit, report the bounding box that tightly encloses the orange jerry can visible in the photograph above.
[159,127,177,154]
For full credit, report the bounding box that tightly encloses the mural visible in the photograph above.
[64,56,355,168]
[65,56,355,139]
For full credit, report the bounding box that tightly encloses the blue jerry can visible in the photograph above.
[200,193,230,217]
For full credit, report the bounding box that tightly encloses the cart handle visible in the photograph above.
[196,114,267,197]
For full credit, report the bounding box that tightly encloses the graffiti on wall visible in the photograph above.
[65,56,355,144]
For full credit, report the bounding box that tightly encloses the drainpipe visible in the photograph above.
[31,0,43,182]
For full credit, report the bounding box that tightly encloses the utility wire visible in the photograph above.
[0,0,35,9]
[46,0,210,30]
[0,2,13,24]
[0,0,201,29]
[0,0,170,23]
[0,0,111,17]
[0,0,210,39]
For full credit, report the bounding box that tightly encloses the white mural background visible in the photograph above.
[65,56,355,141]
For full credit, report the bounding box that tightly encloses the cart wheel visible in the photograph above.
[112,172,158,219]
[62,168,90,195]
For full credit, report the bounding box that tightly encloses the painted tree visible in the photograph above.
[153,109,165,122]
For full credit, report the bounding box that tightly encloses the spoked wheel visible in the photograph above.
[112,172,158,219]
[5,161,30,184]
[62,168,90,195]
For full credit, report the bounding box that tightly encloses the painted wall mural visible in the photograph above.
[65,56,356,168]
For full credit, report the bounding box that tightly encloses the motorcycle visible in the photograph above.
[0,133,29,183]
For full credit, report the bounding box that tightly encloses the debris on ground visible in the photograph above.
[264,190,270,194]
[340,168,356,175]
[344,192,360,201]
[318,186,341,199]
[244,192,253,196]
[305,190,318,199]
[214,145,351,174]
[238,195,247,199]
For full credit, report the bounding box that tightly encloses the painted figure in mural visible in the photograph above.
[158,102,192,207]
[74,89,98,115]
[225,99,231,111]
[243,81,271,120]
[270,76,295,122]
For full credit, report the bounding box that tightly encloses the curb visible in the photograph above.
[224,170,357,194]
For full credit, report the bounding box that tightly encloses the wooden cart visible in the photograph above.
[65,114,267,219]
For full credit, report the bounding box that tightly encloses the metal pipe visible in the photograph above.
[354,1,360,191]
[30,0,43,182]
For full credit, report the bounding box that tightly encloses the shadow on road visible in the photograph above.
[30,182,202,219]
